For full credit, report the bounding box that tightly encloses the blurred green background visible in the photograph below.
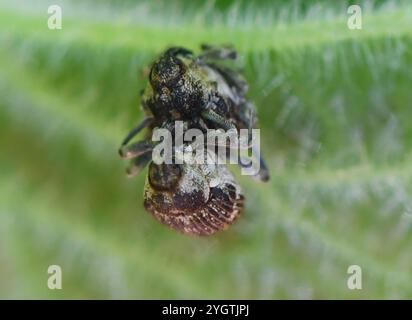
[1,0,412,299]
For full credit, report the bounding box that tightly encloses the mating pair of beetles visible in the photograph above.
[119,44,269,236]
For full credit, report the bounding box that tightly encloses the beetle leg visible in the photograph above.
[126,152,152,178]
[119,140,154,160]
[257,155,270,182]
[207,63,249,95]
[121,117,153,146]
[201,108,236,131]
[165,47,194,58]
[200,44,237,60]
[237,110,270,182]
[236,149,270,182]
[249,152,270,182]
[246,105,256,147]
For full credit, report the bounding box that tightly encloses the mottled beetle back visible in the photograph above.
[144,161,244,236]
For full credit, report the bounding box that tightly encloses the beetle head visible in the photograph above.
[149,52,186,90]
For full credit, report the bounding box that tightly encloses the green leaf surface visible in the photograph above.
[1,0,412,299]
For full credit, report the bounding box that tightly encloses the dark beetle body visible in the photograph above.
[144,156,244,236]
[142,46,258,132]
[119,45,269,236]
